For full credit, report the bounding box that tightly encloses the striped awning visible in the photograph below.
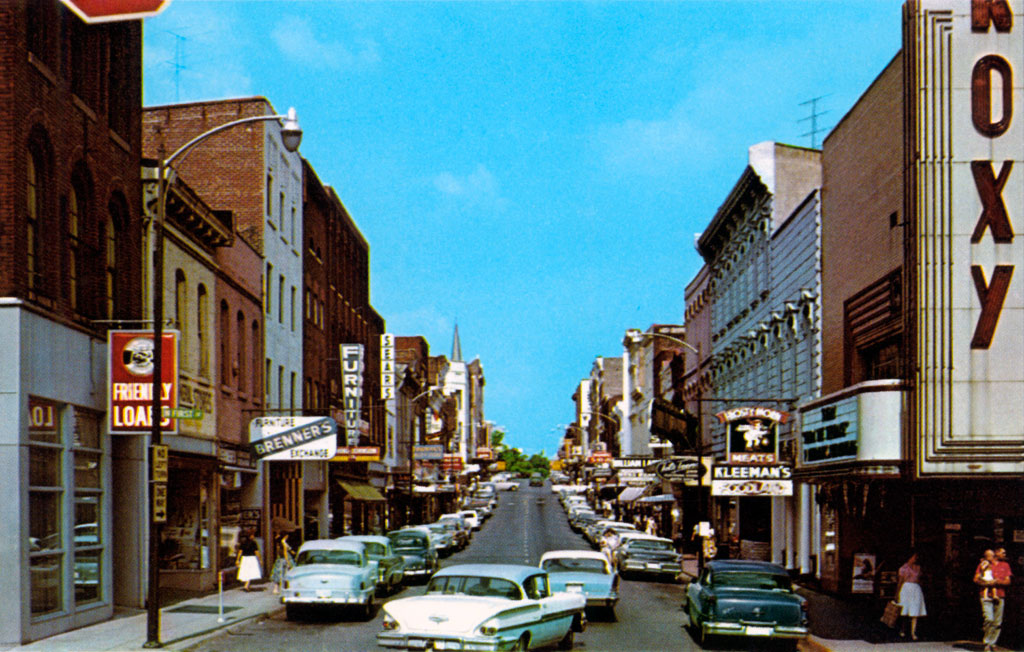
[617,487,648,502]
[336,480,386,502]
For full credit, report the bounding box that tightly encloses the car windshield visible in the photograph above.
[542,558,608,574]
[426,575,521,599]
[389,533,427,549]
[712,571,792,591]
[362,542,386,558]
[629,540,673,552]
[295,549,362,566]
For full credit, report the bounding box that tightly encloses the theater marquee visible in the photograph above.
[906,0,1024,474]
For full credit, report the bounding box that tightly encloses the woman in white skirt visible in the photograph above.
[235,531,263,591]
[897,551,927,640]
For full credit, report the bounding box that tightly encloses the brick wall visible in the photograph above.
[820,54,904,395]
[1,3,143,327]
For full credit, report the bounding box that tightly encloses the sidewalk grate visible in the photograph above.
[166,605,242,614]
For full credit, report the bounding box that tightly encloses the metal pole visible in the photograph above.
[144,152,167,648]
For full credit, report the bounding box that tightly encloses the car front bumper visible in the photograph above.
[378,632,509,651]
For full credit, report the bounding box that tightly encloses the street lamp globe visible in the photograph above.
[280,107,302,152]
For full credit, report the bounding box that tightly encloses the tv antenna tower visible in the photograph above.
[798,94,832,149]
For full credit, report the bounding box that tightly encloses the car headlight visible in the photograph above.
[479,619,499,636]
[382,613,400,630]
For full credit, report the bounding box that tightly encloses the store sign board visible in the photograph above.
[340,344,364,446]
[330,446,381,462]
[60,0,170,23]
[108,330,178,434]
[801,396,859,464]
[717,406,788,464]
[645,456,712,486]
[249,416,338,461]
[380,334,395,399]
[414,444,444,460]
[711,464,793,496]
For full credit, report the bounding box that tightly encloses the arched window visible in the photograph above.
[236,311,246,393]
[220,300,231,386]
[26,150,41,292]
[175,271,187,359]
[197,284,209,378]
[68,168,90,313]
[252,320,261,399]
[106,194,128,320]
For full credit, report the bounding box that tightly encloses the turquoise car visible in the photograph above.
[685,559,808,648]
[540,550,619,618]
[281,539,377,620]
[379,563,587,651]
[337,534,405,595]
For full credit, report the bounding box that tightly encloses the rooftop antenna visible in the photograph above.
[167,30,189,102]
[798,94,832,149]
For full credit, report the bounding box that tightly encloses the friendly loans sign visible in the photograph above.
[249,416,338,461]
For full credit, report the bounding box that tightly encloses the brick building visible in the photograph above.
[0,2,143,644]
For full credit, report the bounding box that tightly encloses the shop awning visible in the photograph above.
[336,480,385,502]
[637,493,676,504]
[617,487,648,502]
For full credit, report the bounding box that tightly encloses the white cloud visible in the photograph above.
[271,15,380,71]
[593,103,714,177]
[432,164,507,211]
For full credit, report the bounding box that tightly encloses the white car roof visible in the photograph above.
[540,549,608,563]
[297,539,365,553]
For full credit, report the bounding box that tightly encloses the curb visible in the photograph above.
[799,636,832,652]
[162,605,286,650]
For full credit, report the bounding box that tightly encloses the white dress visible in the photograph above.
[237,555,262,582]
[898,581,927,617]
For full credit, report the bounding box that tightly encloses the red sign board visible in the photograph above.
[441,454,464,472]
[108,330,178,434]
[61,0,171,23]
[588,451,613,465]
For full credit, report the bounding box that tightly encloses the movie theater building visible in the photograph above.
[804,2,1024,642]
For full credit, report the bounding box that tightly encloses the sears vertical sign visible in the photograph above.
[340,344,364,446]
[380,334,395,399]
[907,0,1024,474]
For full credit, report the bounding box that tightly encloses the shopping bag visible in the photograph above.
[880,600,901,628]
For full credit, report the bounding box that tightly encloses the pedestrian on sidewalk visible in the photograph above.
[269,528,295,594]
[896,551,927,641]
[974,546,1013,652]
[236,529,263,591]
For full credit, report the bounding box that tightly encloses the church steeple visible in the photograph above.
[452,322,462,362]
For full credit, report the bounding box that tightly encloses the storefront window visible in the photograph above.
[162,465,212,570]
[28,397,63,615]
[73,410,103,605]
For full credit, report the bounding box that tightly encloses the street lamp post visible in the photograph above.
[145,108,301,648]
[404,387,439,525]
[624,329,710,570]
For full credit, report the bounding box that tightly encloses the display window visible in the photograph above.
[160,463,213,570]
[27,398,106,616]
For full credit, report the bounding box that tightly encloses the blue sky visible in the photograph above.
[143,1,902,456]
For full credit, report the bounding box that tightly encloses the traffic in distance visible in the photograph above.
[184,476,809,651]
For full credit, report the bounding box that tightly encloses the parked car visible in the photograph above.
[613,534,681,581]
[387,528,439,581]
[685,559,809,647]
[529,473,545,487]
[540,550,619,617]
[281,539,377,620]
[337,534,405,595]
[457,509,482,530]
[435,516,470,550]
[415,523,457,557]
[378,563,587,651]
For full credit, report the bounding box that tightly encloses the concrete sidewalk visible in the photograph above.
[7,584,283,652]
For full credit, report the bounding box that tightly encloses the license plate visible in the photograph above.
[407,639,427,649]
[746,626,773,636]
[646,563,661,570]
[316,590,331,599]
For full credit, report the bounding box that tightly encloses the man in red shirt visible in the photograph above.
[974,547,1013,652]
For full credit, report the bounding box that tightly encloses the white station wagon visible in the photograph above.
[378,563,587,651]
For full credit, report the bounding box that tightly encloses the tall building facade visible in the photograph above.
[0,2,143,643]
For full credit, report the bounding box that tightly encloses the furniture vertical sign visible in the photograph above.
[341,344,364,446]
